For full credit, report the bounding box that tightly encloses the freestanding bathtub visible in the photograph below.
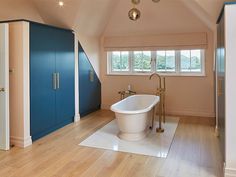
[110,94,160,141]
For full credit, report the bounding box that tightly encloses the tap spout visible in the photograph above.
[149,72,162,90]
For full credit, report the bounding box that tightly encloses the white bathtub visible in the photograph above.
[111,94,160,141]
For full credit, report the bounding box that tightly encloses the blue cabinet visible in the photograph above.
[30,23,75,141]
[79,43,101,117]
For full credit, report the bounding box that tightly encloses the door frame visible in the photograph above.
[0,23,10,151]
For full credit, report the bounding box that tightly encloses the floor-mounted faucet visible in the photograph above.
[149,72,166,133]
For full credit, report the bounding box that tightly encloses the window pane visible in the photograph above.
[180,50,191,72]
[166,51,175,72]
[111,51,121,71]
[133,51,151,72]
[156,51,166,72]
[133,51,142,71]
[142,51,151,71]
[111,51,129,72]
[121,52,129,71]
[157,51,175,72]
[191,50,201,72]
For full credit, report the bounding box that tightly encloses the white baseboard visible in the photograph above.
[225,167,236,177]
[166,109,215,118]
[10,136,32,148]
[215,126,220,137]
[102,104,215,118]
[74,114,81,122]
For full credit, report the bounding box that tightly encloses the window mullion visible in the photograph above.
[201,50,205,75]
[141,52,144,72]
[151,51,156,72]
[130,51,133,74]
[190,50,192,72]
[176,50,180,74]
[165,51,167,72]
[108,52,111,74]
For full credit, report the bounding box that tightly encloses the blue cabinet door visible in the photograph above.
[55,29,75,125]
[30,23,56,141]
[79,44,101,117]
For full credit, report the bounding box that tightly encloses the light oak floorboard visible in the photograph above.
[0,110,223,177]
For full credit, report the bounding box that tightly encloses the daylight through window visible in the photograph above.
[107,49,205,76]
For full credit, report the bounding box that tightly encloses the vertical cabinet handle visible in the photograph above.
[56,73,60,89]
[53,73,57,90]
[218,78,223,96]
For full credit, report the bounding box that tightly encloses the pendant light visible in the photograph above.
[128,0,141,21]
[128,8,141,21]
[128,0,160,21]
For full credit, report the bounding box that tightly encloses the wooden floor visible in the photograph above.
[0,110,223,177]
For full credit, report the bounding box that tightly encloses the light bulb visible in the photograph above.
[58,1,64,7]
[128,8,141,21]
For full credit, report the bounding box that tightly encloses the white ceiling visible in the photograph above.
[0,0,231,37]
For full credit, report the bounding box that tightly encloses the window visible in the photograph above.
[133,51,152,72]
[180,50,202,72]
[156,50,176,72]
[107,49,205,76]
[111,51,129,72]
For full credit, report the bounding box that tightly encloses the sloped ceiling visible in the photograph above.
[103,0,211,36]
[32,0,230,37]
[0,0,232,36]
[32,0,118,37]
[0,0,43,22]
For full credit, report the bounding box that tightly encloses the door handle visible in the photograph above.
[56,73,60,89]
[89,70,94,82]
[0,88,5,92]
[53,73,57,90]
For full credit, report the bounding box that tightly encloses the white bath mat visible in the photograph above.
[79,116,179,158]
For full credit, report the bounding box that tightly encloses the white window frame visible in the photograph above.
[132,51,153,74]
[107,49,205,77]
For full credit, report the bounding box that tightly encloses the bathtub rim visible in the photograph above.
[110,94,160,115]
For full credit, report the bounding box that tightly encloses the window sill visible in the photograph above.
[106,72,206,77]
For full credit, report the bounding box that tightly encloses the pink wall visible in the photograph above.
[100,0,215,117]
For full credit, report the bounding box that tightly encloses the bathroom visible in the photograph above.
[0,0,236,177]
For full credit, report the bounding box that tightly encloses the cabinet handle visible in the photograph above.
[218,77,223,96]
[56,73,60,89]
[53,73,57,90]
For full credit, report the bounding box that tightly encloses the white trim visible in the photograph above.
[74,33,80,122]
[22,22,32,147]
[225,167,236,177]
[74,114,81,122]
[10,136,32,148]
[0,23,10,150]
[165,109,215,118]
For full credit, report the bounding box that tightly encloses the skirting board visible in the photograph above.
[101,104,215,118]
[10,136,32,148]
[225,168,236,177]
[74,114,81,122]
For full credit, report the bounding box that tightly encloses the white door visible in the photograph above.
[0,23,9,150]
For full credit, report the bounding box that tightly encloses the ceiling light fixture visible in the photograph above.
[58,1,64,7]
[128,8,141,21]
[128,0,160,21]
